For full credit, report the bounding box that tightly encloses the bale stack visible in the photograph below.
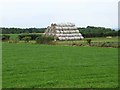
[44,23,84,40]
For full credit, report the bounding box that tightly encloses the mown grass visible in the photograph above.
[2,42,118,88]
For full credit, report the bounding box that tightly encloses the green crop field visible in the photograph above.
[2,42,118,88]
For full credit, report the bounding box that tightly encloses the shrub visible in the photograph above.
[18,34,42,40]
[90,42,119,48]
[8,39,19,43]
[86,39,92,45]
[36,36,54,44]
[1,35,10,41]
[22,36,31,42]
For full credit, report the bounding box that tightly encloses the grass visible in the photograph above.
[3,33,42,40]
[2,42,118,88]
[57,37,118,45]
[8,34,19,39]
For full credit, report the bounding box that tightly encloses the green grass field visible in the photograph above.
[2,42,118,88]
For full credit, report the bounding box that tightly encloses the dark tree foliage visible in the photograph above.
[36,36,54,44]
[0,26,119,38]
[1,35,10,41]
[18,34,42,40]
[118,30,120,36]
[78,26,118,38]
[22,36,31,42]
[1,27,46,34]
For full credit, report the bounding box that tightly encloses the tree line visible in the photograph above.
[1,27,46,34]
[78,26,119,38]
[0,26,119,38]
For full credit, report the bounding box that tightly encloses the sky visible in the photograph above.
[0,0,119,29]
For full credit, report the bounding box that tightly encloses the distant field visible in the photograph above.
[3,33,42,40]
[2,42,118,88]
[0,34,19,39]
[7,34,19,39]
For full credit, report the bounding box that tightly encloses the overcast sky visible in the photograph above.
[0,0,119,28]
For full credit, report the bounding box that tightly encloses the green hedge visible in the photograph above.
[18,34,42,40]
[1,35,10,41]
[36,36,54,44]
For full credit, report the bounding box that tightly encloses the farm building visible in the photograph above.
[44,23,84,40]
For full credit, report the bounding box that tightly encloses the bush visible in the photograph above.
[8,38,19,43]
[1,35,10,41]
[18,34,42,40]
[86,39,92,45]
[36,36,54,44]
[22,36,31,42]
[90,42,119,48]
